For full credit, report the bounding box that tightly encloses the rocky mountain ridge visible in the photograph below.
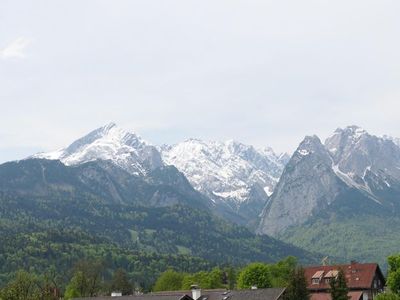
[29,123,400,240]
[33,122,163,176]
[161,138,288,226]
[258,125,400,236]
[33,123,288,226]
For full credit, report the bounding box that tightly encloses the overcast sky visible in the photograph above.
[1,0,400,163]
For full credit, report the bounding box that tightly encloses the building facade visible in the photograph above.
[304,262,385,300]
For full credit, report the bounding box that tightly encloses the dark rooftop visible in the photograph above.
[75,288,286,300]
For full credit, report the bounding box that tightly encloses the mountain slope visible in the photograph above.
[0,159,317,287]
[257,135,349,236]
[257,126,400,265]
[162,139,287,226]
[33,124,288,227]
[0,158,210,209]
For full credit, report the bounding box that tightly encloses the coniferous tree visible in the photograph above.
[226,266,236,290]
[283,266,310,300]
[330,269,350,300]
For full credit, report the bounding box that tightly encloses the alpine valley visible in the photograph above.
[2,123,400,287]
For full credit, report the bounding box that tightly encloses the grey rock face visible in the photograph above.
[257,136,344,236]
[326,126,400,193]
[383,135,400,148]
[258,126,400,236]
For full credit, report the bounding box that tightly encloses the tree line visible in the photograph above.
[3,253,400,300]
[153,256,349,300]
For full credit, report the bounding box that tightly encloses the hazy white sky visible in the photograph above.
[1,0,400,163]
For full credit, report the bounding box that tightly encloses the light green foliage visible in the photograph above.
[152,257,297,292]
[64,260,104,299]
[64,272,85,300]
[237,257,297,289]
[376,293,400,300]
[208,268,224,289]
[237,263,271,289]
[330,269,349,300]
[283,267,310,300]
[153,270,184,292]
[181,272,208,290]
[388,254,400,294]
[0,269,60,300]
[269,256,297,287]
[181,268,223,290]
[0,271,42,300]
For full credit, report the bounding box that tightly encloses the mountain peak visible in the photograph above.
[325,125,369,156]
[294,135,324,156]
[303,134,322,144]
[94,122,140,141]
[101,122,117,132]
[32,123,162,175]
[332,125,368,139]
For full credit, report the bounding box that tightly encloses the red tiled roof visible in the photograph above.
[304,263,382,290]
[311,291,363,300]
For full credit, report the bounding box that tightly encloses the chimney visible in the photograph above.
[191,285,201,300]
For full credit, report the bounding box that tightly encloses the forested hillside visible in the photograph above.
[0,159,316,289]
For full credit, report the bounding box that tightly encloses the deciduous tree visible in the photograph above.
[153,270,183,292]
[388,254,400,294]
[237,263,271,289]
[376,293,400,300]
[111,269,132,295]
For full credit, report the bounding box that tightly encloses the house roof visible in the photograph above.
[74,288,286,300]
[200,288,286,300]
[304,263,385,290]
[310,291,363,300]
[312,271,324,279]
[75,295,191,300]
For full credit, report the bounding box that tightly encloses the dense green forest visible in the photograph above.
[0,158,317,291]
[0,189,315,290]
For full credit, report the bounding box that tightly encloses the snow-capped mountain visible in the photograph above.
[325,126,400,195]
[161,139,288,225]
[258,125,400,236]
[32,123,286,226]
[33,123,163,176]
